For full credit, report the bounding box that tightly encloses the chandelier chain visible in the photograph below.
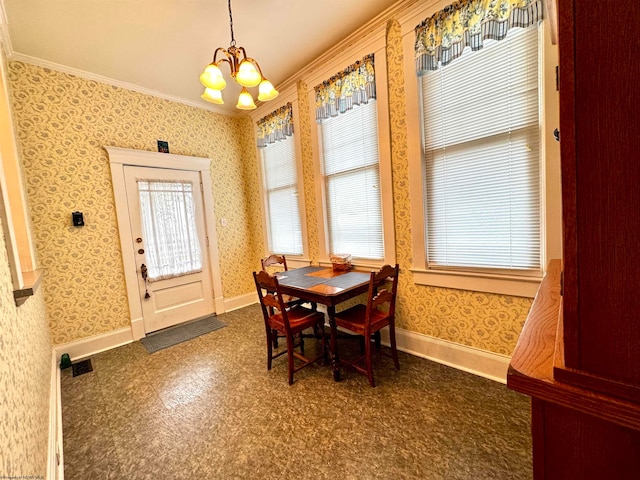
[228,0,236,47]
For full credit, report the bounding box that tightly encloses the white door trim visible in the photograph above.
[106,146,225,339]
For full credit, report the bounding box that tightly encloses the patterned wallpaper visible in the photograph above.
[237,116,267,269]
[8,62,261,345]
[0,235,51,477]
[296,79,320,262]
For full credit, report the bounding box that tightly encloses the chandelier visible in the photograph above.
[200,0,279,110]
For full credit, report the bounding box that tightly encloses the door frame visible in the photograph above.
[106,146,225,340]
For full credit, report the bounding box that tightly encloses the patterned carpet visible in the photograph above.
[60,304,532,479]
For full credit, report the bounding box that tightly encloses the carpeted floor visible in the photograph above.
[60,304,532,480]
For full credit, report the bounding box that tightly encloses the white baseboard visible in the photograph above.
[51,303,510,385]
[292,303,509,383]
[223,291,258,312]
[380,327,511,384]
[48,350,64,480]
[54,327,134,362]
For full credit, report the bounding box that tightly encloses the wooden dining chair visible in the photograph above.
[253,270,326,385]
[334,264,400,387]
[261,253,289,272]
[260,254,307,348]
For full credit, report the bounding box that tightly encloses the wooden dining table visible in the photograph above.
[275,265,373,381]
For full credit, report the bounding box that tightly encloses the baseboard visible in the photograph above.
[54,327,134,362]
[380,328,511,384]
[223,291,258,312]
[288,302,509,383]
[48,349,64,480]
[51,305,510,385]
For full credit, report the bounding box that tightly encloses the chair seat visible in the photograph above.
[331,264,400,387]
[269,306,324,335]
[335,304,390,335]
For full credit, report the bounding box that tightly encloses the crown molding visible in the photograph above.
[7,50,241,117]
[276,0,422,94]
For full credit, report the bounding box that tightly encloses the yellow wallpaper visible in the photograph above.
[0,233,51,477]
[296,79,320,262]
[237,115,267,269]
[8,62,260,344]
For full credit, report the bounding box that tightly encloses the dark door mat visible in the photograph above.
[140,315,227,354]
[72,359,93,377]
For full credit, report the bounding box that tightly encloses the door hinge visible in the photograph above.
[555,65,559,91]
[206,236,209,246]
[200,182,204,192]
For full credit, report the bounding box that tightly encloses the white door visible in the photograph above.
[124,166,215,333]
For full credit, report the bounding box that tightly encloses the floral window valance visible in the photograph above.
[314,54,376,123]
[257,103,294,148]
[414,0,543,75]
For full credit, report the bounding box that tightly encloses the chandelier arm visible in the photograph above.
[236,46,249,62]
[243,57,264,77]
[216,57,233,71]
[212,47,229,64]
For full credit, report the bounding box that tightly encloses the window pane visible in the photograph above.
[138,180,202,281]
[320,100,383,260]
[326,166,383,258]
[262,135,303,255]
[422,26,541,273]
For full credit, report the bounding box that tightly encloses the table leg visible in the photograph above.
[327,305,341,381]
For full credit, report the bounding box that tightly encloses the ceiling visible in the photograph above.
[1,0,400,115]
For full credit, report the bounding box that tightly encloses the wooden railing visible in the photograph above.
[508,259,640,431]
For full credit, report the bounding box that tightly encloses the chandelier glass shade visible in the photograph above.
[200,0,278,109]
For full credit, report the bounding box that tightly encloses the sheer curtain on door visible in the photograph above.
[137,179,203,281]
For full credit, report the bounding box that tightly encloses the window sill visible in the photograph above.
[318,260,388,271]
[411,267,540,298]
[283,257,312,270]
[13,269,43,306]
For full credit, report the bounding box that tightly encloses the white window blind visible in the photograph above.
[261,134,303,255]
[320,100,383,260]
[421,26,541,273]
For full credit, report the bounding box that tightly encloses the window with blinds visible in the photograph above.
[320,100,383,260]
[261,134,303,255]
[421,26,541,273]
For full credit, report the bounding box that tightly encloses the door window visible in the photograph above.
[137,179,202,281]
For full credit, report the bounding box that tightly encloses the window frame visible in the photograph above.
[253,97,310,268]
[401,5,561,298]
[260,132,304,257]
[307,34,395,269]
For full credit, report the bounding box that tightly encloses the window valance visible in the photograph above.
[257,102,294,148]
[314,54,376,123]
[414,0,543,74]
